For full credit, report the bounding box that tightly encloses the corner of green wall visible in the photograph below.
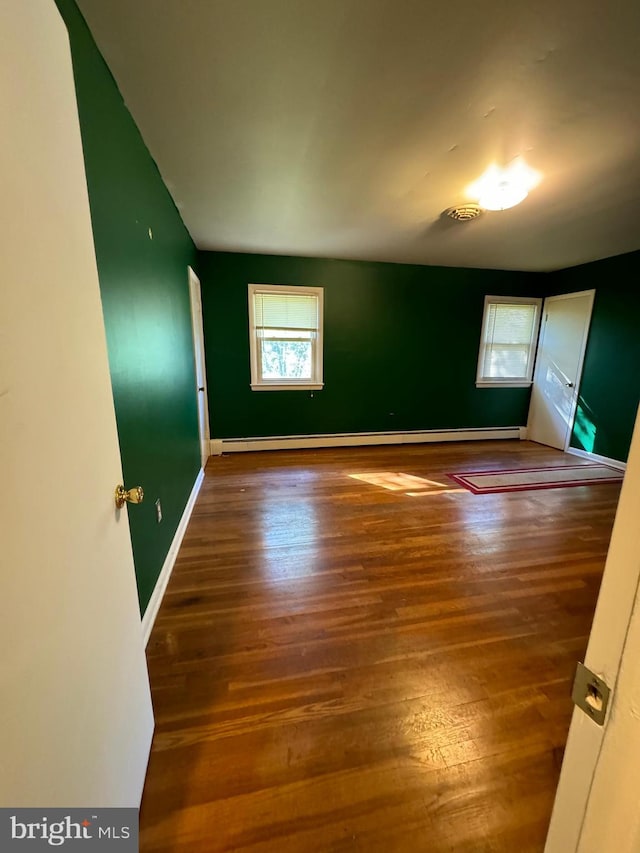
[55,0,202,612]
[549,252,640,463]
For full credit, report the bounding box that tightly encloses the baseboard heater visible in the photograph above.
[210,426,526,455]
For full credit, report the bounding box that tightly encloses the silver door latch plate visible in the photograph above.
[572,662,611,726]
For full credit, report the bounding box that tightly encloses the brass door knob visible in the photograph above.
[115,485,144,509]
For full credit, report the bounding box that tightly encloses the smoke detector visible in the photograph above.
[445,203,483,222]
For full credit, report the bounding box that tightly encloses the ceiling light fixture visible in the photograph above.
[467,158,541,211]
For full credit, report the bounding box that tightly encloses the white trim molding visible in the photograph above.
[566,446,627,472]
[250,383,324,392]
[210,426,524,454]
[476,380,533,389]
[141,467,205,646]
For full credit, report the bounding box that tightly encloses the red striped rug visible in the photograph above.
[449,463,624,495]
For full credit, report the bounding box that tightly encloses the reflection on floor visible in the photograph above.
[349,470,467,497]
[140,440,621,852]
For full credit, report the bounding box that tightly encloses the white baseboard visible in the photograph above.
[141,467,205,646]
[566,446,627,471]
[210,426,524,454]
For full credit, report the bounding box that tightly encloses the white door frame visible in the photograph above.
[188,266,211,468]
[545,405,640,851]
[528,289,595,451]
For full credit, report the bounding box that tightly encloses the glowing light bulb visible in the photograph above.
[467,158,541,211]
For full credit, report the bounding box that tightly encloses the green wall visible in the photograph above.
[549,251,640,462]
[198,251,541,438]
[55,0,201,612]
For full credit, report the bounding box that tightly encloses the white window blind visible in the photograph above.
[253,292,319,332]
[477,296,542,386]
[248,284,324,390]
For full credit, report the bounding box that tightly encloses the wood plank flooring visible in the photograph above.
[139,441,621,852]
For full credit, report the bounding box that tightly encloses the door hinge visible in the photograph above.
[572,662,611,726]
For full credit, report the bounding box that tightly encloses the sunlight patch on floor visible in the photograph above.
[348,471,464,496]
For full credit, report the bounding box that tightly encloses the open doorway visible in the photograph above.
[188,266,211,469]
[528,290,595,452]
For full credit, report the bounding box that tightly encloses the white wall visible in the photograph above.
[0,0,153,806]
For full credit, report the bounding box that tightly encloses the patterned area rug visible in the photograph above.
[449,463,624,495]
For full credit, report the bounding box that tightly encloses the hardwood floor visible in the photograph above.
[139,441,620,852]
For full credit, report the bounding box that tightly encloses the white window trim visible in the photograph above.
[476,294,542,388]
[248,283,324,391]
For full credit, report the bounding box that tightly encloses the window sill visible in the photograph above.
[476,380,533,389]
[250,383,324,392]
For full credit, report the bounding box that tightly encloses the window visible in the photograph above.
[476,295,542,387]
[248,284,324,390]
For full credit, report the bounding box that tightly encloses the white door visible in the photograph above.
[545,405,640,851]
[0,0,154,807]
[528,290,595,450]
[189,267,211,468]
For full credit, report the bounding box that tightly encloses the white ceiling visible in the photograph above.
[77,0,640,271]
